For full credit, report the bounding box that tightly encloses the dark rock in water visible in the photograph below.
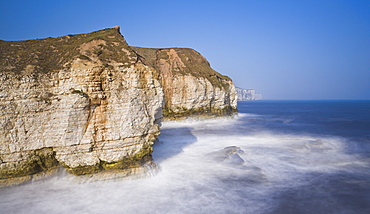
[207,146,267,183]
[207,146,245,166]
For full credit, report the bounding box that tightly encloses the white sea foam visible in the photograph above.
[0,116,368,214]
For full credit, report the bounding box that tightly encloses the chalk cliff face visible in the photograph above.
[0,27,238,186]
[236,87,262,101]
[132,47,237,119]
[0,27,163,185]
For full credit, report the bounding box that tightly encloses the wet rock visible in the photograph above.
[207,146,267,183]
[207,146,245,166]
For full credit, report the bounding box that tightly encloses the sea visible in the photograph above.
[1,100,370,214]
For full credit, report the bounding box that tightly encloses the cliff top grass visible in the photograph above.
[1,26,232,89]
[0,26,134,75]
[131,47,159,68]
[132,46,232,90]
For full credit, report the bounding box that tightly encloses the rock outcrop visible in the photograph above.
[0,27,163,186]
[236,87,262,101]
[207,146,245,166]
[0,26,238,186]
[132,47,237,120]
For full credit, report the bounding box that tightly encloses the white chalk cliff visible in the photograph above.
[0,27,237,186]
[236,87,262,101]
[132,47,237,119]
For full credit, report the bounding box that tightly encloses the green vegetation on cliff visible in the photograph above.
[0,148,58,179]
[163,105,237,120]
[0,27,135,75]
[60,145,153,176]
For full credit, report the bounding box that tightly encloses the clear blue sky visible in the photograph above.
[1,0,369,100]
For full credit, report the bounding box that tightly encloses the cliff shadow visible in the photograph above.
[152,127,197,164]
